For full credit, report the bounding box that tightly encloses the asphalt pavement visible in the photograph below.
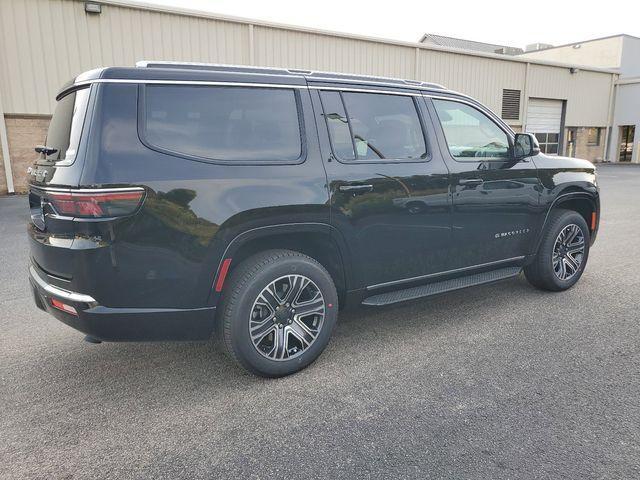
[1,164,638,479]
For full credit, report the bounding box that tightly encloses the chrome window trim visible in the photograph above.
[60,78,445,98]
[69,79,309,89]
[57,78,512,135]
[310,85,422,97]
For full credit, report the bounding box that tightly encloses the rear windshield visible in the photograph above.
[141,85,303,163]
[41,86,90,164]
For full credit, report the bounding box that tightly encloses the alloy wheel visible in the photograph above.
[249,275,325,361]
[552,224,585,281]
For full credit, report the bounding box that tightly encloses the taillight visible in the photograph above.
[46,189,145,218]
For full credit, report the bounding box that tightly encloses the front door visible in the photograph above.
[426,96,541,269]
[619,126,635,162]
[310,84,451,289]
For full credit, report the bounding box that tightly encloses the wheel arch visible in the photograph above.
[534,189,599,254]
[209,223,352,306]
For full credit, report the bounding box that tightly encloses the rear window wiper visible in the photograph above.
[34,145,58,156]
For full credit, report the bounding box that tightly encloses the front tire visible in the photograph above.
[218,249,338,377]
[524,209,590,291]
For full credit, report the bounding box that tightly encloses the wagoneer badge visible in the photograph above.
[495,228,530,239]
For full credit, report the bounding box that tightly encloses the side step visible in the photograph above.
[362,267,522,306]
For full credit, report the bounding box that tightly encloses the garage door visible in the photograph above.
[526,98,563,155]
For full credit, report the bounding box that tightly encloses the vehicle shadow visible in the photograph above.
[26,274,544,391]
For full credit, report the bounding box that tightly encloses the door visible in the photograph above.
[619,126,635,162]
[526,98,564,155]
[427,96,541,270]
[310,85,451,289]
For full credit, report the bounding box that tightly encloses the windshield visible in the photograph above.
[40,86,90,164]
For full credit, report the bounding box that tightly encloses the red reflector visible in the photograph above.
[50,298,78,316]
[591,212,597,230]
[215,259,233,292]
[47,189,145,218]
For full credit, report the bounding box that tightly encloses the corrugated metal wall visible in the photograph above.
[0,0,616,129]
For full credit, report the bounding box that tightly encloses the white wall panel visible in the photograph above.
[528,64,612,126]
[254,27,416,80]
[0,0,250,114]
[0,0,616,130]
[417,50,526,117]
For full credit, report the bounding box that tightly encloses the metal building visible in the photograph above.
[521,34,640,164]
[0,0,619,194]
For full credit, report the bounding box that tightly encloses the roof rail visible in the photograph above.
[136,60,447,90]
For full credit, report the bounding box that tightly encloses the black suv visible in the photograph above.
[28,63,600,377]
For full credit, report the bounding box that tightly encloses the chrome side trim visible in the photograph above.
[366,256,526,291]
[29,266,97,305]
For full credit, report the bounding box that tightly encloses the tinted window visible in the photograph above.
[433,99,510,160]
[319,91,355,160]
[43,87,90,163]
[322,91,427,161]
[143,86,302,162]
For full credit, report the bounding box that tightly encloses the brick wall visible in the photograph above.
[3,115,51,194]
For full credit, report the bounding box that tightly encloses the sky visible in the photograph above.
[135,0,639,49]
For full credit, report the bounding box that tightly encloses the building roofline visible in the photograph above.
[616,76,640,86]
[92,0,620,75]
[419,33,516,50]
[521,33,640,54]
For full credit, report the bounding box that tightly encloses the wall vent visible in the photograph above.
[501,89,521,120]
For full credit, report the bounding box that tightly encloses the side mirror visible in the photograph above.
[513,133,540,159]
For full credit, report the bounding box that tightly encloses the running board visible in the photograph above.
[362,267,522,306]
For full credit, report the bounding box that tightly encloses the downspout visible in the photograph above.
[248,24,255,65]
[603,73,617,162]
[0,87,14,194]
[521,62,531,133]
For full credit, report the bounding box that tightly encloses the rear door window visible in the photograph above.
[320,90,427,162]
[41,87,90,164]
[142,85,303,163]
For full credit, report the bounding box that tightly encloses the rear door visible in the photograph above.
[426,95,541,270]
[309,83,451,290]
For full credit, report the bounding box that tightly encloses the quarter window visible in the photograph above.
[320,91,355,160]
[321,91,427,161]
[433,99,510,160]
[44,87,90,163]
[143,85,302,162]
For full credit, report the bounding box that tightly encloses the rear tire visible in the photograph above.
[524,209,590,291]
[217,249,338,377]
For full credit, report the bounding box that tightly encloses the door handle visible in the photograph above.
[338,184,373,194]
[458,178,484,186]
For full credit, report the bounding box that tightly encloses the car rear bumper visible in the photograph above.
[29,265,216,341]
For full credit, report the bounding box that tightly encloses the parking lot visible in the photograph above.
[1,164,638,479]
